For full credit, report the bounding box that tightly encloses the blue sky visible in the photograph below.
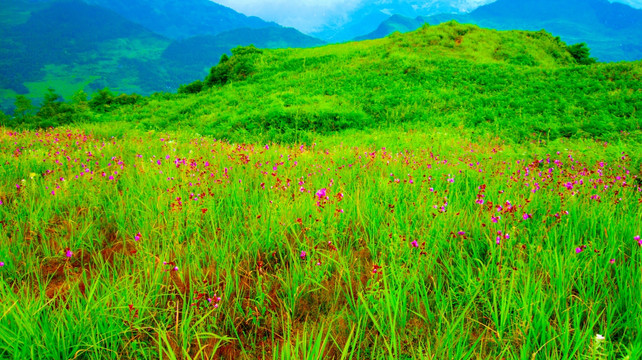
[214,0,642,33]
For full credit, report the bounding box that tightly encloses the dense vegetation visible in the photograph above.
[4,22,640,145]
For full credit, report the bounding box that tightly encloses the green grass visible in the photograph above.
[74,22,640,144]
[0,125,640,359]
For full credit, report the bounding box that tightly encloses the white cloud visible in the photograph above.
[215,0,364,33]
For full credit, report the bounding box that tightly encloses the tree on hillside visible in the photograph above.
[0,109,11,127]
[567,43,596,65]
[37,88,76,126]
[14,95,35,123]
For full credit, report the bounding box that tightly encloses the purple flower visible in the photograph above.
[411,240,419,248]
[575,247,583,254]
[0,261,4,267]
[458,231,465,236]
[491,216,500,223]
[300,250,307,259]
[609,259,615,264]
[65,249,73,258]
[316,188,327,199]
[636,235,641,246]
[135,232,141,241]
[522,213,532,220]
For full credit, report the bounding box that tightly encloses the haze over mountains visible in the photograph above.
[1,0,641,112]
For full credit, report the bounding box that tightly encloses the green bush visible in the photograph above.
[177,80,204,94]
[567,43,597,65]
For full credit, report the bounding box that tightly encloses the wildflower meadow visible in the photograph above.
[0,126,640,359]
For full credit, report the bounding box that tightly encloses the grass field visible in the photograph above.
[0,125,640,359]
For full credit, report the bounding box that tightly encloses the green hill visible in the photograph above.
[0,0,324,111]
[11,22,639,144]
[426,0,642,62]
[354,0,642,62]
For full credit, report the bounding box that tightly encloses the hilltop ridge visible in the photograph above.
[8,22,636,144]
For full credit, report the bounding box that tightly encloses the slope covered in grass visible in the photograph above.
[81,22,641,144]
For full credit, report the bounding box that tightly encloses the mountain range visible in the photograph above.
[0,0,323,111]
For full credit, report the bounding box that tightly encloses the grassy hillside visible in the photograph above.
[426,0,642,62]
[60,22,642,145]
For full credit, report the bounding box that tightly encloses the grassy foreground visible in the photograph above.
[0,126,640,359]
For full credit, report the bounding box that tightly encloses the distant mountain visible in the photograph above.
[354,15,429,41]
[0,0,171,105]
[0,0,325,111]
[311,0,472,42]
[83,0,277,39]
[161,27,325,86]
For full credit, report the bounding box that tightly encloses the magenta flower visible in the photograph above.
[300,250,307,259]
[609,259,615,264]
[316,188,327,199]
[65,249,73,258]
[636,235,641,246]
[0,261,4,267]
[411,240,419,248]
[458,231,465,236]
[575,247,583,254]
[491,216,500,223]
[135,232,141,241]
